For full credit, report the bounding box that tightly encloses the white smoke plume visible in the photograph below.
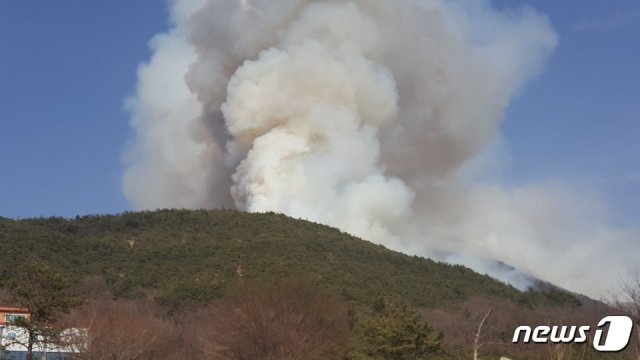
[123,0,639,298]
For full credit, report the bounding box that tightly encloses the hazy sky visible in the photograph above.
[1,0,638,223]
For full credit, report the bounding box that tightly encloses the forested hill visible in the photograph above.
[0,209,578,309]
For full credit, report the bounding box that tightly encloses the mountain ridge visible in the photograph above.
[0,209,581,309]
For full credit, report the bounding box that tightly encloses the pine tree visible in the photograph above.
[6,258,77,360]
[348,297,443,359]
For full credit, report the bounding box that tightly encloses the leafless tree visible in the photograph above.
[473,307,493,360]
[612,271,640,359]
[189,279,349,360]
[62,299,174,360]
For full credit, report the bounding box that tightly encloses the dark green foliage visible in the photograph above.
[7,259,76,324]
[347,297,443,359]
[5,259,77,360]
[1,210,623,359]
[0,209,579,310]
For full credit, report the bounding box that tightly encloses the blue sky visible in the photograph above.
[0,0,167,218]
[1,0,638,223]
[494,0,640,225]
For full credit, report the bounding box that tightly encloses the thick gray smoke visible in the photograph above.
[123,0,639,298]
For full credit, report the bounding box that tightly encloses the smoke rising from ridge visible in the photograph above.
[123,0,639,298]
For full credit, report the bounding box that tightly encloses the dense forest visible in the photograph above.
[0,210,635,359]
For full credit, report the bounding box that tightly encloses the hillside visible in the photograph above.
[3,210,633,359]
[0,209,578,309]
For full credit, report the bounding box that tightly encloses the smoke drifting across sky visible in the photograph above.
[123,0,639,298]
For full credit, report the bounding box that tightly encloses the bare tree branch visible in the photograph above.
[473,308,493,360]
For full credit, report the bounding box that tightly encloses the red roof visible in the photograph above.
[0,307,29,314]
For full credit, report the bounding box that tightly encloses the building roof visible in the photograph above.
[0,307,29,314]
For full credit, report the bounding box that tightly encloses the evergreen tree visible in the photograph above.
[6,258,77,360]
[348,297,443,360]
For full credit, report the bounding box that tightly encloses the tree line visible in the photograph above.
[2,259,639,359]
[1,260,445,360]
